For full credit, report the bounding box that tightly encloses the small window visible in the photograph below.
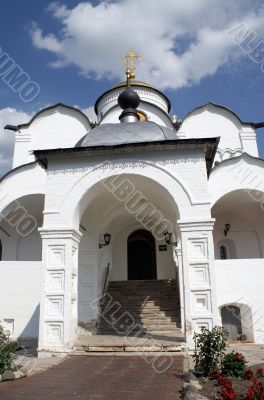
[220,245,227,260]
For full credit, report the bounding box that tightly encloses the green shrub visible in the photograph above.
[0,325,17,374]
[193,326,228,376]
[222,351,247,377]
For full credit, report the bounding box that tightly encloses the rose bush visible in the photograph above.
[0,325,17,374]
[222,351,247,377]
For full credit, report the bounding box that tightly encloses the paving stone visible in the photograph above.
[0,356,184,399]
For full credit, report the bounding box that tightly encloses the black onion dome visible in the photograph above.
[118,86,140,110]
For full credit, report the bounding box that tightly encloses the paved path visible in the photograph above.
[0,356,183,399]
[229,343,264,367]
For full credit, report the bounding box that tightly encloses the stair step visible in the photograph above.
[102,306,180,312]
[99,322,180,329]
[96,279,181,339]
[98,329,182,337]
[99,320,180,328]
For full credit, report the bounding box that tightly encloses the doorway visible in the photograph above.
[221,305,242,340]
[127,229,157,280]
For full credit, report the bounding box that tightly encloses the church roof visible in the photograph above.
[15,103,91,129]
[182,102,264,128]
[77,121,176,147]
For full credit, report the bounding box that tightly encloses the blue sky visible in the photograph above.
[0,0,264,175]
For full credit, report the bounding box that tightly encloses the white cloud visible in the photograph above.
[29,0,264,89]
[0,108,31,177]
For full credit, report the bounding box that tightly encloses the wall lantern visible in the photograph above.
[224,223,231,237]
[99,233,111,248]
[164,231,177,246]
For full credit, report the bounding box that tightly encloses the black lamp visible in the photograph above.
[224,223,230,237]
[99,233,111,248]
[164,231,177,246]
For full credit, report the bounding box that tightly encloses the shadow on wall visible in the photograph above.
[18,304,39,348]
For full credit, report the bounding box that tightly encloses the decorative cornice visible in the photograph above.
[15,132,31,142]
[177,219,215,232]
[38,228,82,242]
[34,137,219,175]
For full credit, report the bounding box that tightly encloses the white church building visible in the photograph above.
[0,67,264,354]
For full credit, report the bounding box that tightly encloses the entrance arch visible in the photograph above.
[127,229,157,280]
[221,305,242,340]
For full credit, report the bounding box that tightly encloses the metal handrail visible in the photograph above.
[101,262,110,305]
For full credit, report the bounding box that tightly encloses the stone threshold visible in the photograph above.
[70,350,185,356]
[73,344,183,353]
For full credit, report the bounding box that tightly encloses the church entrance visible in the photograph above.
[127,229,157,280]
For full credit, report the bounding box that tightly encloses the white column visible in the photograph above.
[178,219,218,348]
[38,228,82,355]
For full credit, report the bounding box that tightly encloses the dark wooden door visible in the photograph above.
[127,230,157,280]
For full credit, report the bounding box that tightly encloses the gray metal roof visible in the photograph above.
[77,121,176,147]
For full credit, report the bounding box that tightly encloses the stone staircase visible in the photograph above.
[97,279,182,339]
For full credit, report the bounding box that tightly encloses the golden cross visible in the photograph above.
[122,48,143,80]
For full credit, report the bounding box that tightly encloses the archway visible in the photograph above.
[212,189,264,259]
[0,194,44,261]
[221,305,242,340]
[71,173,181,335]
[127,229,157,280]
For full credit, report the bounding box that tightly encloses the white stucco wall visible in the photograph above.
[0,261,41,339]
[210,155,264,260]
[179,104,258,160]
[215,259,264,343]
[213,212,262,259]
[12,106,91,168]
[43,147,211,230]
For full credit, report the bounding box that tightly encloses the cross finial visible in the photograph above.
[122,48,143,80]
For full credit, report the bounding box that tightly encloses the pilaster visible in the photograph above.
[178,219,218,348]
[38,228,82,354]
